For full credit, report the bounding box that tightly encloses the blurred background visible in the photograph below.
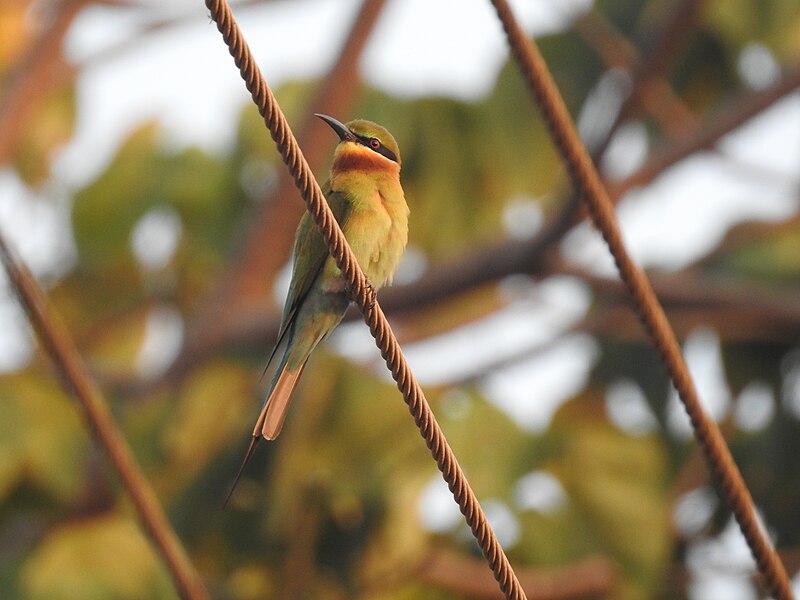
[1,0,799,598]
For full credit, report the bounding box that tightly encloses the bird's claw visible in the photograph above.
[363,280,377,308]
[345,278,377,308]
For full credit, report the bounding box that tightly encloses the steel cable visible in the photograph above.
[0,238,211,600]
[489,1,794,598]
[204,1,527,598]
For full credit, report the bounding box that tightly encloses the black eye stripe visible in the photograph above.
[354,133,398,163]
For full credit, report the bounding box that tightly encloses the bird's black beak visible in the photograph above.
[315,113,355,143]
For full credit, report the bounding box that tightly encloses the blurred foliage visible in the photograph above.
[548,395,671,598]
[20,513,176,600]
[1,1,800,599]
[12,83,76,185]
[707,215,800,280]
[0,4,30,70]
[0,370,88,503]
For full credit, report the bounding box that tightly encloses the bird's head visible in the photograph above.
[316,114,401,173]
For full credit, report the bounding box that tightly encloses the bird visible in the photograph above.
[224,114,408,504]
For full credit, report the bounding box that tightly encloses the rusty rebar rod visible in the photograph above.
[0,238,210,600]
[489,1,794,598]
[204,1,527,598]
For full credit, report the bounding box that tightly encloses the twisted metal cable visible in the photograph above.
[488,1,794,598]
[0,237,210,600]
[204,1,527,598]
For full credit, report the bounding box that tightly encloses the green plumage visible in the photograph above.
[225,116,408,503]
[272,183,353,371]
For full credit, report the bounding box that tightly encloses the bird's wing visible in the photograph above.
[263,184,352,369]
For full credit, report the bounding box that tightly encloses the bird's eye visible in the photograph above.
[369,138,381,149]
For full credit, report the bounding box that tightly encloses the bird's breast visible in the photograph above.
[329,171,408,289]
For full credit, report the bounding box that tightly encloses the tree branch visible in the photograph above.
[607,63,800,199]
[572,7,698,141]
[416,549,615,600]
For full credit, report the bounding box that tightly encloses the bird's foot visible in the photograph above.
[346,278,377,308]
[362,279,378,308]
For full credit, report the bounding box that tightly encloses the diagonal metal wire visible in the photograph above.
[203,1,527,598]
[177,0,388,380]
[0,237,210,600]
[488,1,794,598]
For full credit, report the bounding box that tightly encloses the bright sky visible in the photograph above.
[57,0,589,184]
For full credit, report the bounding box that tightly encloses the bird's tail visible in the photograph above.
[224,306,344,507]
[260,359,308,440]
[222,357,307,508]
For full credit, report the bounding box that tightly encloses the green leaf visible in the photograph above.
[160,359,254,495]
[63,121,246,340]
[72,123,236,273]
[82,306,149,381]
[0,370,88,502]
[706,0,800,57]
[20,512,177,600]
[715,218,800,280]
[432,387,536,497]
[547,391,671,599]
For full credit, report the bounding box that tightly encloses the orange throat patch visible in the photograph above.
[331,142,399,175]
